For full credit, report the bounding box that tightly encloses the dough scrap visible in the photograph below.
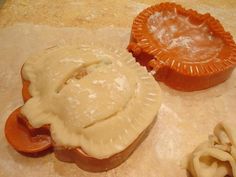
[187,121,236,177]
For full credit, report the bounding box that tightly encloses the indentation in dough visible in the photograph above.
[83,110,118,129]
[56,67,88,93]
[56,61,111,93]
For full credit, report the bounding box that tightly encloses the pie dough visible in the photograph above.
[187,121,236,177]
[20,45,162,159]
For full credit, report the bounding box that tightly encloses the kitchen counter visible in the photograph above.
[0,0,236,177]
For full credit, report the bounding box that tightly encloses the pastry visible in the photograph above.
[5,45,162,171]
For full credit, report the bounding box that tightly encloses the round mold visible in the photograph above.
[128,2,236,91]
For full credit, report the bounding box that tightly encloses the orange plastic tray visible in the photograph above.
[5,68,52,154]
[4,67,156,172]
[4,107,52,154]
[128,2,236,91]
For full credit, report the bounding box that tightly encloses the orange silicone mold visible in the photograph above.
[4,68,52,154]
[4,67,156,172]
[5,107,52,154]
[128,2,236,91]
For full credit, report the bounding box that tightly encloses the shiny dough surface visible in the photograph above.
[0,0,236,177]
[21,46,161,159]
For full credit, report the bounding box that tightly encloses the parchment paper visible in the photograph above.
[0,1,236,177]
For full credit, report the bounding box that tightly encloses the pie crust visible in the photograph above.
[5,44,162,171]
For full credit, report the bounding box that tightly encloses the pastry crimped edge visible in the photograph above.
[19,44,162,172]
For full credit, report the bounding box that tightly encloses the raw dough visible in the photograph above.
[187,121,236,177]
[21,45,162,159]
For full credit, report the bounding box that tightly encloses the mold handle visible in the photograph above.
[127,42,142,56]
